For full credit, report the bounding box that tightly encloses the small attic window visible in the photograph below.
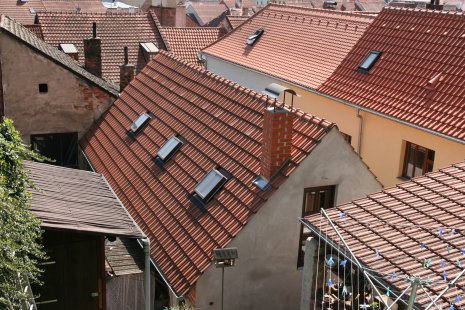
[358,51,382,73]
[156,136,184,162]
[129,112,153,136]
[246,28,264,46]
[59,43,78,54]
[140,42,159,54]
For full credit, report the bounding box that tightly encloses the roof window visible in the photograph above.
[252,175,270,191]
[189,167,232,208]
[140,42,159,54]
[358,51,381,73]
[59,43,78,54]
[153,135,185,168]
[128,112,153,138]
[246,28,264,46]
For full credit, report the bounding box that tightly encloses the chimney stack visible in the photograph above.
[84,22,102,77]
[260,106,293,181]
[120,46,135,92]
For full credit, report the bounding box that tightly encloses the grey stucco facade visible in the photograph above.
[193,128,381,310]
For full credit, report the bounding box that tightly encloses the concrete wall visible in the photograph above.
[285,85,465,188]
[205,55,279,92]
[0,33,115,144]
[194,128,381,310]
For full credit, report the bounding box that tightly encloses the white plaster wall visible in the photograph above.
[0,33,115,144]
[194,128,381,310]
[205,55,279,93]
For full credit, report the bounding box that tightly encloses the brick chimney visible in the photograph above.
[260,106,293,181]
[120,46,135,92]
[84,22,102,77]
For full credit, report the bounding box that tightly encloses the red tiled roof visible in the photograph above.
[226,15,250,29]
[36,11,168,84]
[318,7,465,141]
[0,0,45,25]
[202,4,374,89]
[304,161,465,309]
[24,24,44,39]
[0,0,105,25]
[162,26,226,65]
[81,51,335,295]
[187,2,228,25]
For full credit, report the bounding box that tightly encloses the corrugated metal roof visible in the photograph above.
[81,51,335,296]
[25,161,144,238]
[304,161,465,309]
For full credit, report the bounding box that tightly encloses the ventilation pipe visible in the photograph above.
[141,238,151,310]
[356,109,363,155]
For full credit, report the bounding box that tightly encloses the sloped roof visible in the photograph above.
[24,24,44,39]
[226,15,250,29]
[81,51,335,296]
[187,2,228,26]
[0,15,119,96]
[303,160,465,309]
[25,161,144,238]
[36,11,168,84]
[0,0,105,26]
[318,7,465,141]
[162,26,226,65]
[202,4,374,89]
[106,238,144,276]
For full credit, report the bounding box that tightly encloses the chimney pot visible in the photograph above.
[120,46,135,92]
[260,106,293,181]
[84,22,102,77]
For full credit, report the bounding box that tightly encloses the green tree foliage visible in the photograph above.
[0,118,45,308]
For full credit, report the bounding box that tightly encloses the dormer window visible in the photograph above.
[129,112,153,137]
[189,167,232,208]
[246,28,264,46]
[59,43,79,61]
[153,135,185,168]
[140,42,159,61]
[358,51,382,73]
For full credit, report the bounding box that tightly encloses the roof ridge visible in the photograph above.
[383,5,465,15]
[36,10,149,16]
[266,3,376,20]
[158,51,335,131]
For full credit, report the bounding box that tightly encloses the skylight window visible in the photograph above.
[129,112,152,135]
[246,28,264,46]
[157,136,184,161]
[59,43,78,54]
[195,169,227,200]
[358,51,382,73]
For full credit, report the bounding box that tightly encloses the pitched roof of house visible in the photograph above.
[25,161,144,238]
[0,0,105,25]
[318,7,465,141]
[162,26,226,65]
[187,2,229,26]
[81,51,335,296]
[36,11,168,84]
[303,160,465,309]
[226,15,250,29]
[0,15,119,96]
[202,4,374,89]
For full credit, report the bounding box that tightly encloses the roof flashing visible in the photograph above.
[252,175,270,191]
[358,50,382,73]
[246,28,264,46]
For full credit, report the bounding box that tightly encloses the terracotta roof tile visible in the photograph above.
[36,11,168,84]
[0,15,119,96]
[24,24,44,39]
[26,160,144,238]
[162,26,226,65]
[226,15,250,28]
[318,7,465,141]
[0,0,105,25]
[304,161,465,309]
[203,4,374,89]
[81,51,335,295]
[187,2,229,26]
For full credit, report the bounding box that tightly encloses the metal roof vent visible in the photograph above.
[425,72,443,91]
[246,28,264,46]
[262,83,298,109]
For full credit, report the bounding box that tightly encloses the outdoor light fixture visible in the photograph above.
[213,247,238,310]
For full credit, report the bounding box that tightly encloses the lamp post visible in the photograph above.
[213,247,238,310]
